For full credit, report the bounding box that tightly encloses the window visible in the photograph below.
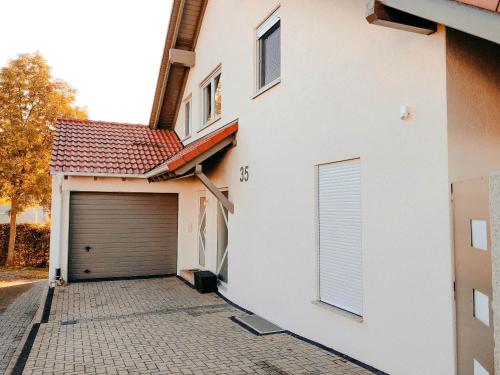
[256,9,281,91]
[201,67,222,127]
[473,289,490,327]
[198,195,207,267]
[474,359,490,375]
[318,159,363,316]
[471,219,488,251]
[184,97,192,138]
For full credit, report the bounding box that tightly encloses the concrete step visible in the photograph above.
[179,269,200,286]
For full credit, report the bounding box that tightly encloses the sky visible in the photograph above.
[0,0,173,124]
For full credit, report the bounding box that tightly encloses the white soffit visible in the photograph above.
[381,0,500,44]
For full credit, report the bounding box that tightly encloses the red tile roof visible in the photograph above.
[159,120,238,173]
[51,119,183,175]
[456,0,500,12]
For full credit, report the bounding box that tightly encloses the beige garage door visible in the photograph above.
[68,192,178,281]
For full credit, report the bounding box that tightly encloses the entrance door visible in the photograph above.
[216,191,229,282]
[453,178,494,375]
[198,194,207,267]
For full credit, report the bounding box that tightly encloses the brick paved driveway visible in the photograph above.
[0,281,44,374]
[23,278,372,375]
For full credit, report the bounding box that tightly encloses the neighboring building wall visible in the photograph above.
[445,26,500,375]
[490,172,500,374]
[447,32,500,372]
[447,27,500,183]
[0,205,48,224]
[172,1,453,374]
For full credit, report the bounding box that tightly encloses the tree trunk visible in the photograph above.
[5,198,18,267]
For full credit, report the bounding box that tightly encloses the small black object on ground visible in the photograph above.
[194,270,218,293]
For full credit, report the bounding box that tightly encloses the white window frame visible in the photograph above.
[183,95,193,140]
[255,7,281,96]
[199,65,222,129]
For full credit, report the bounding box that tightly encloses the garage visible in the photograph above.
[68,192,178,281]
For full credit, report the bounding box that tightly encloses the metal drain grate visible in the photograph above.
[59,319,78,326]
[233,315,285,335]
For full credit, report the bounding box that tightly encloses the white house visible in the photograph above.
[49,1,500,374]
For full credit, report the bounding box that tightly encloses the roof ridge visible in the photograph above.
[56,118,164,129]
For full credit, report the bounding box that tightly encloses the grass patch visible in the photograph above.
[0,266,48,286]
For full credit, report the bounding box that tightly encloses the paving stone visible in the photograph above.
[22,278,373,374]
[0,281,44,374]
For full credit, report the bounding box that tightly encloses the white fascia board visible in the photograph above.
[381,0,500,44]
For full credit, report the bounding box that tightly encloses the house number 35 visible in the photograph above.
[239,166,249,182]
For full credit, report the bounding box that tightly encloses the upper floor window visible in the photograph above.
[184,96,192,138]
[256,9,281,92]
[201,66,222,128]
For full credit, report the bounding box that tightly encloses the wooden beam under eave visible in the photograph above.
[169,49,195,67]
[194,165,234,214]
[366,0,437,35]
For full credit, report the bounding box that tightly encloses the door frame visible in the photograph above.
[195,187,230,283]
[216,188,229,285]
[197,190,208,269]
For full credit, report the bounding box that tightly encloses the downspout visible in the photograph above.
[55,173,64,282]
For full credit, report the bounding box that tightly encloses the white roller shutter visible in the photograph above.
[318,159,363,316]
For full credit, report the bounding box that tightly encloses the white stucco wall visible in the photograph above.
[171,1,453,374]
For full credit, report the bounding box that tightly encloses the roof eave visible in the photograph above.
[146,120,239,181]
[50,171,149,179]
[379,0,500,44]
[149,0,208,130]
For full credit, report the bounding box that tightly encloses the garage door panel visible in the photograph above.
[74,264,175,273]
[71,208,176,214]
[72,195,173,201]
[70,213,177,220]
[69,220,179,226]
[71,201,176,208]
[70,248,178,258]
[70,246,178,256]
[70,227,177,234]
[70,236,177,244]
[70,269,170,280]
[70,225,177,231]
[71,193,173,200]
[71,215,178,222]
[69,192,178,281]
[70,239,176,246]
[70,208,178,214]
[70,259,178,269]
[69,209,178,216]
[70,257,178,268]
[70,237,177,244]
